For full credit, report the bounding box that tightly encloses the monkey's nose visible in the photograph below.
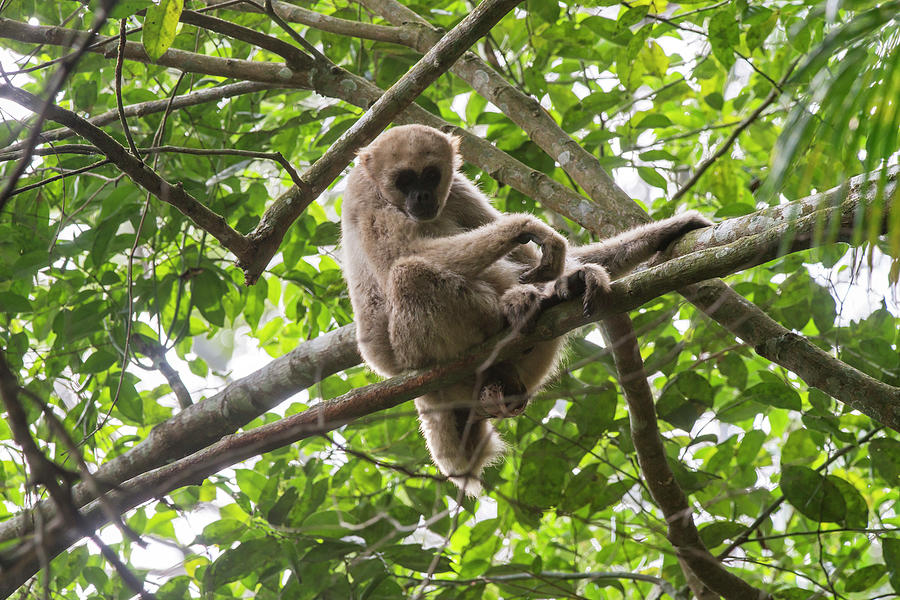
[407,192,438,220]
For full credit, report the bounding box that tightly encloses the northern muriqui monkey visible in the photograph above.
[341,124,710,494]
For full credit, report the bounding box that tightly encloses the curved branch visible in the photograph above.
[179,9,312,69]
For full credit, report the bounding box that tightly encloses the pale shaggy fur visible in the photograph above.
[340,124,710,494]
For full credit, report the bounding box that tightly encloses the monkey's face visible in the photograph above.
[359,125,459,223]
[391,165,443,220]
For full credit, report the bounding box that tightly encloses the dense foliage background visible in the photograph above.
[0,0,899,598]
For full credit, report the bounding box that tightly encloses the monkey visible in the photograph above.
[340,124,711,495]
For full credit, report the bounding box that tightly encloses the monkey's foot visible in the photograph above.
[501,284,544,332]
[549,264,612,317]
[477,363,529,418]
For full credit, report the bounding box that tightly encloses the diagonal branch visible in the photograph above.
[671,58,800,202]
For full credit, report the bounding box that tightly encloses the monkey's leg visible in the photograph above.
[416,389,505,495]
[386,258,506,367]
[571,211,711,277]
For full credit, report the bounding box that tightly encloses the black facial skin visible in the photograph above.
[395,166,442,220]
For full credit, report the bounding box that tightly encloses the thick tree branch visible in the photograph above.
[0,325,359,545]
[681,280,900,430]
[0,18,313,85]
[670,168,897,255]
[239,0,525,283]
[605,315,767,600]
[205,0,405,44]
[0,84,253,263]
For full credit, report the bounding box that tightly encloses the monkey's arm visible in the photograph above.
[446,176,541,268]
[411,213,567,283]
[571,211,711,277]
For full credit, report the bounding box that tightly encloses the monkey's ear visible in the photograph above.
[449,135,462,170]
[358,148,374,175]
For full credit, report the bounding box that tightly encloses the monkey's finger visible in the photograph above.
[519,265,554,284]
[515,232,541,245]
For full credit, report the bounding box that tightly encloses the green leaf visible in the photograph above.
[190,269,228,327]
[871,438,900,486]
[844,564,887,593]
[110,0,154,18]
[637,166,667,189]
[657,371,714,431]
[704,92,724,110]
[381,545,453,573]
[0,291,32,313]
[516,439,568,510]
[885,538,900,593]
[780,465,845,523]
[81,350,118,373]
[746,12,777,50]
[203,538,284,591]
[699,521,746,549]
[827,474,867,528]
[744,382,801,411]
[782,429,820,466]
[708,9,739,68]
[143,0,184,61]
[634,114,672,129]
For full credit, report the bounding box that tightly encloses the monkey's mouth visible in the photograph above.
[406,203,440,221]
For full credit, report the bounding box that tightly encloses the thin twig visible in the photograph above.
[115,19,141,158]
[7,159,111,197]
[671,57,800,201]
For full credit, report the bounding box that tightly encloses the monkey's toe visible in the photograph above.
[548,265,612,316]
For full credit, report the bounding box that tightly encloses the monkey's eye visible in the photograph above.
[394,169,417,192]
[421,166,441,186]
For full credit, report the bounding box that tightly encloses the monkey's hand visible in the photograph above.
[549,264,612,317]
[514,217,567,284]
